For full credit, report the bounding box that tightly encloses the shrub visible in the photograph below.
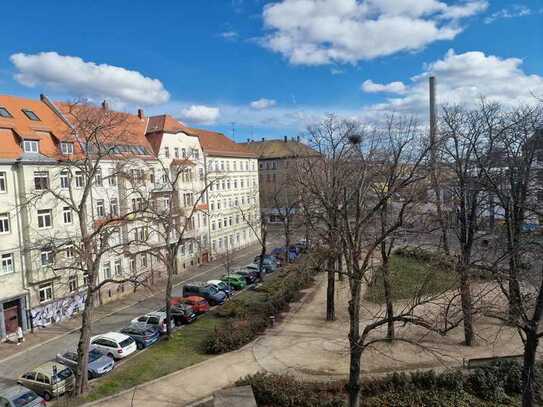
[466,365,508,402]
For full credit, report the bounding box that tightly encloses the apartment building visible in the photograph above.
[182,127,260,259]
[241,137,318,223]
[1,95,259,339]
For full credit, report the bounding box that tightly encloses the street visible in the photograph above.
[0,233,286,380]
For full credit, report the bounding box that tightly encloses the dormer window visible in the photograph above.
[61,142,74,155]
[0,107,12,118]
[23,139,39,153]
[22,109,40,121]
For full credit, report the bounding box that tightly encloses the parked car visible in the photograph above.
[246,260,277,273]
[271,247,298,262]
[55,349,114,378]
[207,279,233,297]
[90,332,137,360]
[0,382,45,407]
[178,296,210,314]
[159,303,197,325]
[221,274,247,290]
[120,325,160,349]
[234,269,259,284]
[182,282,227,305]
[17,362,73,401]
[254,254,282,267]
[131,311,174,335]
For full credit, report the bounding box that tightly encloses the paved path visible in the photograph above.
[0,237,284,380]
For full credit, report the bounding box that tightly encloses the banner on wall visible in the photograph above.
[30,292,87,328]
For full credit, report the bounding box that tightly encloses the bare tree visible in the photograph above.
[236,191,266,281]
[22,102,154,395]
[296,116,357,321]
[142,156,213,339]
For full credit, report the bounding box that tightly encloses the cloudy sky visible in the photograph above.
[1,0,541,141]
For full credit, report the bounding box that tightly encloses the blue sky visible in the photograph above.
[0,0,541,141]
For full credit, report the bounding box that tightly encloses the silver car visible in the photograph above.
[56,349,114,378]
[0,384,45,407]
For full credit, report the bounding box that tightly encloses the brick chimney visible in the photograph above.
[101,100,108,110]
[137,108,144,119]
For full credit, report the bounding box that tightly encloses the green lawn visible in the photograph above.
[365,254,458,303]
[81,315,220,403]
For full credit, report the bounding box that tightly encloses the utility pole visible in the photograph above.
[429,76,450,254]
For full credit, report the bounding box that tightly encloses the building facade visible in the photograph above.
[0,94,260,340]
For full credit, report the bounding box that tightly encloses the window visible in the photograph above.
[0,107,12,118]
[22,109,40,121]
[69,276,78,292]
[37,209,52,229]
[114,259,122,276]
[141,253,148,268]
[0,213,9,234]
[96,199,105,217]
[61,142,74,155]
[40,248,54,267]
[174,147,179,158]
[108,169,117,186]
[23,139,39,153]
[33,171,49,190]
[60,170,70,189]
[1,253,14,275]
[63,207,72,224]
[103,262,112,280]
[130,258,136,273]
[65,245,75,259]
[75,171,84,188]
[39,283,53,303]
[83,273,89,287]
[110,198,119,217]
[95,167,103,186]
[0,172,6,193]
[164,146,170,158]
[182,148,186,158]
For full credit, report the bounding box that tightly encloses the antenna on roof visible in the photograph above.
[231,122,235,139]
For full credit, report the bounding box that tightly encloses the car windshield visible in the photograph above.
[13,391,39,407]
[207,286,217,294]
[53,367,73,384]
[119,337,135,348]
[89,350,102,362]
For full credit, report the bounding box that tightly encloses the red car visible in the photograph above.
[177,296,210,314]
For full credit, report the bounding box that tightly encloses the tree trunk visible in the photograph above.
[459,263,475,346]
[326,257,335,321]
[521,329,538,407]
[337,254,344,282]
[258,225,267,282]
[74,286,94,395]
[381,254,394,340]
[165,256,175,339]
[346,270,362,407]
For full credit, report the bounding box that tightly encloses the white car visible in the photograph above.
[90,332,137,360]
[130,311,174,335]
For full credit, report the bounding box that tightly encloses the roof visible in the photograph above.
[0,95,73,160]
[183,127,256,158]
[240,139,319,160]
[91,331,130,342]
[56,102,155,160]
[32,361,69,375]
[183,295,206,302]
[147,114,186,134]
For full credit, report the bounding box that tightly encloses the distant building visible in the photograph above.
[241,137,319,223]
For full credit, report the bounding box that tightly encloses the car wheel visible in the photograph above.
[107,353,115,359]
[136,342,144,350]
[43,392,52,401]
[88,370,95,379]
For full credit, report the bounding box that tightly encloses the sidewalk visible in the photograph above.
[0,242,263,364]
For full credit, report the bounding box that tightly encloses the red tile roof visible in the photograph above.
[182,127,256,158]
[0,95,73,160]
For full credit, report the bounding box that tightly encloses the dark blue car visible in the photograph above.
[120,325,160,349]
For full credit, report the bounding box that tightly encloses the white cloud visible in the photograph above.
[220,31,239,40]
[10,51,169,106]
[362,79,406,94]
[180,105,220,124]
[250,98,277,109]
[361,49,543,118]
[484,4,534,24]
[261,0,487,65]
